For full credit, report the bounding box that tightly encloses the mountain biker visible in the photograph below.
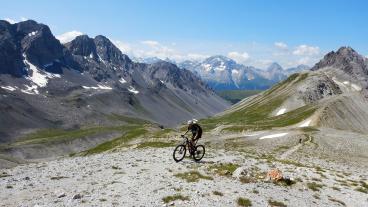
[184,119,202,152]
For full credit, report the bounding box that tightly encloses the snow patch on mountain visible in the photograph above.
[276,108,287,116]
[82,85,112,90]
[119,78,127,84]
[259,133,288,140]
[299,119,312,127]
[128,86,139,94]
[1,86,17,91]
[27,31,37,37]
[23,54,60,88]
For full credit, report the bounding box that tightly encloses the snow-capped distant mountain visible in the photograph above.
[178,56,310,90]
[132,57,176,65]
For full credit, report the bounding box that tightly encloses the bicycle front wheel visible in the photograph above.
[193,145,205,162]
[173,144,186,162]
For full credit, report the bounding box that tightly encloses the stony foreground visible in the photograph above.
[1,146,367,207]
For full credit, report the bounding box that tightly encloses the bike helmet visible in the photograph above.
[187,120,193,125]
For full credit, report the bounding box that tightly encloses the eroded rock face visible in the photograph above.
[0,21,26,76]
[300,76,342,104]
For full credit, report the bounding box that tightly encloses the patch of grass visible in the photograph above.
[99,198,107,202]
[268,199,287,207]
[307,182,324,192]
[314,166,326,172]
[201,73,315,131]
[111,166,121,170]
[360,181,368,189]
[208,163,240,176]
[213,191,223,196]
[237,197,252,206]
[136,141,175,149]
[14,123,147,146]
[151,128,175,138]
[81,127,147,155]
[6,185,13,189]
[252,189,259,194]
[328,197,346,206]
[174,171,213,182]
[332,186,340,191]
[106,114,148,124]
[300,127,320,132]
[355,187,368,194]
[216,90,263,104]
[162,194,190,203]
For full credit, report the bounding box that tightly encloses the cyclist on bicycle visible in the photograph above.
[184,119,202,151]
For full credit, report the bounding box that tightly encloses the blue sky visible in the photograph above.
[2,0,368,68]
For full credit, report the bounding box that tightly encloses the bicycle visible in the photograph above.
[173,135,205,162]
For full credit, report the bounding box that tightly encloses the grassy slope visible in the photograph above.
[201,73,316,131]
[216,90,263,104]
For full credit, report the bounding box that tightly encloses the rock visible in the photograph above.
[232,167,248,179]
[57,192,66,198]
[72,194,82,199]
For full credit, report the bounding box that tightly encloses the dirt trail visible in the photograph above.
[279,134,312,159]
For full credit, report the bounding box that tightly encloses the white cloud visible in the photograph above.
[113,40,133,55]
[227,51,250,63]
[293,45,320,56]
[56,31,83,44]
[274,42,288,50]
[113,39,208,62]
[20,17,28,21]
[141,40,160,47]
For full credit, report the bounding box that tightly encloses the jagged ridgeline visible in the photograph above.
[201,47,368,134]
[0,20,229,149]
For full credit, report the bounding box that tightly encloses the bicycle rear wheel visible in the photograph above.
[193,145,205,162]
[173,144,186,162]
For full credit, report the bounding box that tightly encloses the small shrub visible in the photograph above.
[174,171,213,182]
[237,197,252,206]
[307,182,323,191]
[355,187,368,194]
[213,191,223,196]
[162,194,189,203]
[252,189,259,194]
[268,199,287,207]
[208,163,240,176]
[328,198,346,206]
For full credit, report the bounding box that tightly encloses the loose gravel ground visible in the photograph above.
[1,145,367,207]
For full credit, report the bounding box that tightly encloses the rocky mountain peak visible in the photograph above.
[65,35,97,59]
[311,46,367,76]
[93,35,131,66]
[267,62,283,72]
